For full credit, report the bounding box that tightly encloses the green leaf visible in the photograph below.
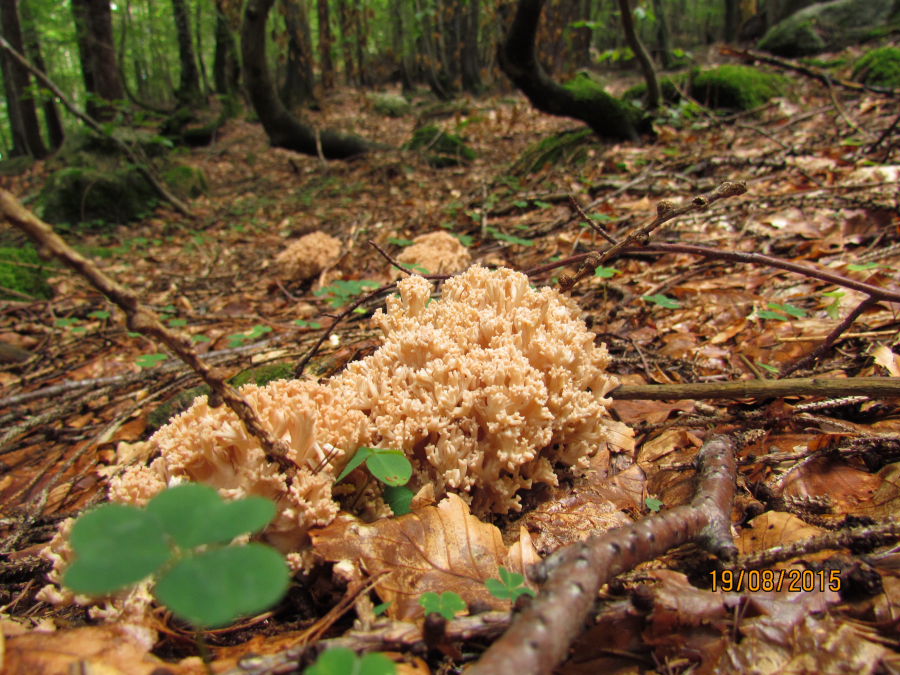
[383,485,414,515]
[295,319,322,329]
[305,648,396,675]
[486,227,533,247]
[155,544,289,627]
[88,310,111,319]
[64,504,170,595]
[594,266,619,278]
[337,447,374,482]
[454,233,474,246]
[55,318,80,328]
[191,334,211,343]
[204,497,277,544]
[372,601,392,617]
[822,290,844,320]
[387,237,414,247]
[419,591,467,620]
[512,200,528,208]
[847,262,880,271]
[756,310,788,321]
[366,448,412,486]
[645,497,664,512]
[533,200,551,209]
[757,361,780,374]
[767,302,806,318]
[136,353,168,368]
[168,318,188,327]
[643,294,681,309]
[485,566,536,601]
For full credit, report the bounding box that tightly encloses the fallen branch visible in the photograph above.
[468,434,737,675]
[0,189,292,471]
[610,376,900,401]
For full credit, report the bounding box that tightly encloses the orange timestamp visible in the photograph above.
[710,568,841,593]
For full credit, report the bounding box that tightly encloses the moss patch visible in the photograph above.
[229,362,294,388]
[853,46,900,87]
[691,65,787,110]
[163,164,208,199]
[512,128,594,175]
[405,125,476,167]
[368,92,411,117]
[39,166,158,228]
[0,245,54,300]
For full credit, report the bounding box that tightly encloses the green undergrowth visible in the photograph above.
[0,245,54,300]
[405,125,476,167]
[511,128,594,175]
[853,46,900,87]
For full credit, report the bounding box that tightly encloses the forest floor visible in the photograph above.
[1,46,900,674]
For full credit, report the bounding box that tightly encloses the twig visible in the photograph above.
[609,376,900,401]
[467,434,736,675]
[568,194,617,244]
[0,189,292,471]
[368,240,412,277]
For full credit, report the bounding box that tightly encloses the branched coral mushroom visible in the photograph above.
[332,265,625,514]
[392,231,471,277]
[275,231,342,281]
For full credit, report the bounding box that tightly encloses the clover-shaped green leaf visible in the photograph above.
[419,591,467,620]
[485,566,536,602]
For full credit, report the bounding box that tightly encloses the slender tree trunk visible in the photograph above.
[724,0,739,42]
[281,0,316,108]
[652,0,671,68]
[460,0,483,92]
[194,0,211,95]
[617,0,659,109]
[213,2,240,95]
[171,0,202,104]
[70,0,124,120]
[18,0,63,150]
[242,0,371,158]
[317,0,334,89]
[0,0,46,157]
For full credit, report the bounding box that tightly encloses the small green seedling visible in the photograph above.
[485,226,534,247]
[594,266,620,279]
[135,353,168,368]
[314,279,381,308]
[294,319,323,329]
[822,290,844,320]
[304,647,396,675]
[755,301,807,322]
[419,591,467,620]
[847,262,881,272]
[485,566,536,602]
[337,446,414,516]
[228,324,273,348]
[645,497,664,513]
[63,483,289,628]
[387,237,414,247]
[88,310,111,320]
[644,294,681,309]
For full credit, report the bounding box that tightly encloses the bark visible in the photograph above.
[651,0,672,68]
[0,0,46,158]
[617,0,659,109]
[316,0,334,89]
[213,2,240,95]
[724,0,739,42]
[70,0,124,120]
[335,0,355,85]
[171,0,202,103]
[242,0,371,158]
[499,0,646,141]
[460,0,483,92]
[281,0,316,108]
[19,0,64,150]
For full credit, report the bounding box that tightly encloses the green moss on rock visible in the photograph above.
[560,72,647,140]
[39,166,158,228]
[512,128,594,175]
[368,92,411,117]
[229,362,294,388]
[691,65,787,110]
[163,164,208,199]
[0,245,54,300]
[405,125,476,167]
[853,46,900,87]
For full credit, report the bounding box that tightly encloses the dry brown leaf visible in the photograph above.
[872,344,900,378]
[779,456,897,519]
[736,511,825,556]
[311,494,512,621]
[2,625,175,675]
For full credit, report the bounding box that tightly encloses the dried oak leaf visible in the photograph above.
[311,494,536,621]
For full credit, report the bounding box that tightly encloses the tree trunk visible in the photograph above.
[499,0,646,141]
[213,2,240,95]
[723,0,739,42]
[415,0,453,99]
[242,0,371,158]
[335,0,355,85]
[317,0,334,89]
[70,0,124,121]
[18,0,63,150]
[617,0,659,109]
[281,0,316,108]
[0,0,46,158]
[460,0,483,92]
[652,0,672,68]
[171,0,202,104]
[390,0,414,91]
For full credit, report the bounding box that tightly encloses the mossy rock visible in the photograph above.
[853,46,900,88]
[163,164,208,199]
[691,65,788,110]
[0,245,54,300]
[146,363,295,435]
[39,166,158,228]
[368,92,411,117]
[161,106,226,147]
[623,75,688,106]
[511,128,594,175]
[56,129,171,163]
[405,125,476,167]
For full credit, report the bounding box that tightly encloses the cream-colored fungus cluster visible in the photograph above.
[42,266,626,620]
[275,230,342,281]
[392,231,471,278]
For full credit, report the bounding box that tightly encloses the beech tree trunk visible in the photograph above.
[0,0,46,158]
[281,0,316,108]
[460,0,483,92]
[171,0,202,103]
[499,0,646,141]
[19,0,63,150]
[70,0,124,121]
[316,0,334,89]
[213,2,240,95]
[242,0,371,158]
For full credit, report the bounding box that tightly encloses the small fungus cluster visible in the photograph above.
[392,231,471,277]
[275,231,342,281]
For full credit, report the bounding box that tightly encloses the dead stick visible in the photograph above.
[0,189,293,471]
[468,434,736,675]
[609,376,900,401]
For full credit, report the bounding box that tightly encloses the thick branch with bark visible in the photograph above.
[610,376,900,400]
[468,434,737,675]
